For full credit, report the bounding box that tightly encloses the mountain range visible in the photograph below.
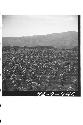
[2,31,78,48]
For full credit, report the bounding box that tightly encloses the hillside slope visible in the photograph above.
[2,31,78,48]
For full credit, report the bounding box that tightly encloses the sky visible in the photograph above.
[2,15,78,37]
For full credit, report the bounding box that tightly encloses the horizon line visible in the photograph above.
[2,31,78,37]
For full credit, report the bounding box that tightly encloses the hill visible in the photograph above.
[2,31,78,48]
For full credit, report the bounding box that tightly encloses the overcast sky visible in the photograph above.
[2,15,78,37]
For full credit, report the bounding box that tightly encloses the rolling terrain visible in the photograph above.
[2,31,78,48]
[2,31,79,94]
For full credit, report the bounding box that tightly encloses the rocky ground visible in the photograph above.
[2,46,78,91]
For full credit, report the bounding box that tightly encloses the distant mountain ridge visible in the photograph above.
[2,31,78,48]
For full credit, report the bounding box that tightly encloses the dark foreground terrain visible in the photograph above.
[2,46,78,91]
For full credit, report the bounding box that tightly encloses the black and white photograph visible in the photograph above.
[2,15,80,96]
